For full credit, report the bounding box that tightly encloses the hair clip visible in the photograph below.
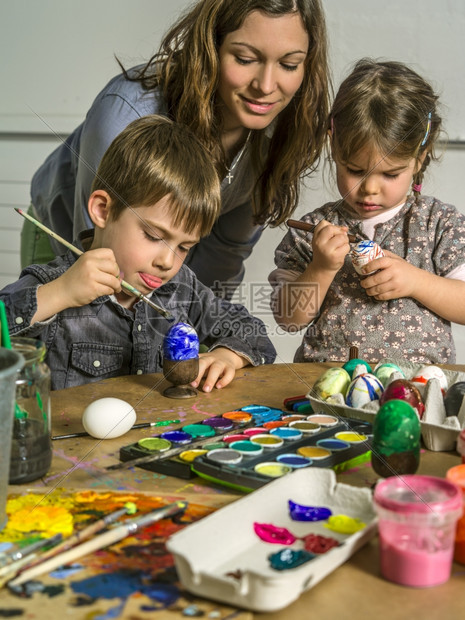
[421,112,432,146]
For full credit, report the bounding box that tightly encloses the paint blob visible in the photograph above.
[253,523,297,545]
[254,462,291,478]
[288,500,332,522]
[324,515,366,534]
[268,548,315,571]
[302,533,339,554]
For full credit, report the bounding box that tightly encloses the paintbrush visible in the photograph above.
[15,208,173,321]
[52,419,180,440]
[0,533,62,571]
[286,219,361,243]
[7,500,187,588]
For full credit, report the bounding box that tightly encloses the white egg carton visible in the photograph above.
[307,358,465,452]
[167,468,376,612]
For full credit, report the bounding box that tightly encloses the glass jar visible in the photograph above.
[9,337,52,484]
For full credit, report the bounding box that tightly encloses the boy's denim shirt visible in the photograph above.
[0,233,276,390]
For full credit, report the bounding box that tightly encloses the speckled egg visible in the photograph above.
[379,378,425,419]
[351,240,385,275]
[374,362,405,387]
[410,365,448,395]
[346,373,384,408]
[312,367,351,400]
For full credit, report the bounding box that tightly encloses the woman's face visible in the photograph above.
[217,10,309,133]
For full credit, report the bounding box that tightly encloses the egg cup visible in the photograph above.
[163,357,199,399]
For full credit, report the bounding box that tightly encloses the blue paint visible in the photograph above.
[70,570,180,611]
[270,427,302,440]
[268,548,315,570]
[276,454,311,468]
[288,500,332,522]
[160,430,192,444]
[163,323,199,361]
[317,438,350,451]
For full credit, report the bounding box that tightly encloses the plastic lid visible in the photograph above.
[374,475,462,514]
[446,464,465,491]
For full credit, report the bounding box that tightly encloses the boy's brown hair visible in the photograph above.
[91,115,221,237]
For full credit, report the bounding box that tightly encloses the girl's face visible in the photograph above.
[335,146,423,219]
[217,11,309,133]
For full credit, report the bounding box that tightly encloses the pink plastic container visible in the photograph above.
[374,475,463,587]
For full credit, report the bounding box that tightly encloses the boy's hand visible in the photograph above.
[359,250,417,300]
[59,249,122,307]
[190,347,248,392]
[312,220,350,272]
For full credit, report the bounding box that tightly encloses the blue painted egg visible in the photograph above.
[163,322,199,361]
[346,373,384,408]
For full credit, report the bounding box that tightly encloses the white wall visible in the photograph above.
[1,0,464,362]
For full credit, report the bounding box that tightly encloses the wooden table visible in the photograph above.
[3,363,465,619]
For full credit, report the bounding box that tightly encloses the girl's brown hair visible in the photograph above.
[91,115,221,237]
[330,58,442,196]
[119,0,330,226]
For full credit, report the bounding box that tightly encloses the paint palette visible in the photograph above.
[167,468,377,612]
[119,405,372,489]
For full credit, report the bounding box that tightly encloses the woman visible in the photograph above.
[25,0,330,298]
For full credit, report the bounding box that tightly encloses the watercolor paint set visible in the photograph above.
[119,404,372,489]
[167,468,377,612]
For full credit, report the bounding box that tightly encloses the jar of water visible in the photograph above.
[9,337,52,484]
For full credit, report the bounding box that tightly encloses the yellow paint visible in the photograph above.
[297,446,330,459]
[335,431,367,443]
[254,463,291,477]
[179,449,208,463]
[324,514,366,534]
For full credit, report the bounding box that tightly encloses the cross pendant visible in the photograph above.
[226,171,234,184]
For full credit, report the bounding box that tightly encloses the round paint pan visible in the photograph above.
[254,462,292,478]
[206,448,243,465]
[250,434,284,449]
[222,411,253,424]
[179,449,208,463]
[270,426,303,441]
[306,413,339,427]
[263,420,288,430]
[182,423,215,438]
[297,446,331,460]
[243,427,267,437]
[160,430,192,444]
[222,433,248,444]
[240,405,271,415]
[289,421,321,434]
[276,453,312,468]
[137,437,172,452]
[229,440,264,456]
[334,431,368,443]
[282,414,306,423]
[202,416,234,431]
[317,438,350,451]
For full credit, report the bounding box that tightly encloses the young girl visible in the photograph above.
[24,0,330,299]
[270,58,465,364]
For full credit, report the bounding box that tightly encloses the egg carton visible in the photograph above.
[307,358,465,452]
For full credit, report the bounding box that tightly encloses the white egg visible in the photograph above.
[82,397,137,439]
[411,365,448,395]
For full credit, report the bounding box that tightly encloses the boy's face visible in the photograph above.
[92,195,200,308]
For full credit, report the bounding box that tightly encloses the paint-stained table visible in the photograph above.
[3,362,465,619]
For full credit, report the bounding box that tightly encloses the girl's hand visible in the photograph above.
[59,249,122,307]
[359,250,417,300]
[312,220,350,272]
[190,348,248,392]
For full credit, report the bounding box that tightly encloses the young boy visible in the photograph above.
[1,116,276,390]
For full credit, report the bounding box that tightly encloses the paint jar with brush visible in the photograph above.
[9,337,52,484]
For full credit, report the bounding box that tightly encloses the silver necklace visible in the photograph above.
[225,131,252,184]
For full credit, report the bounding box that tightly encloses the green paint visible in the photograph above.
[182,423,215,438]
[137,437,172,452]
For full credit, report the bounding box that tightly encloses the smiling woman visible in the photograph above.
[23,0,331,299]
